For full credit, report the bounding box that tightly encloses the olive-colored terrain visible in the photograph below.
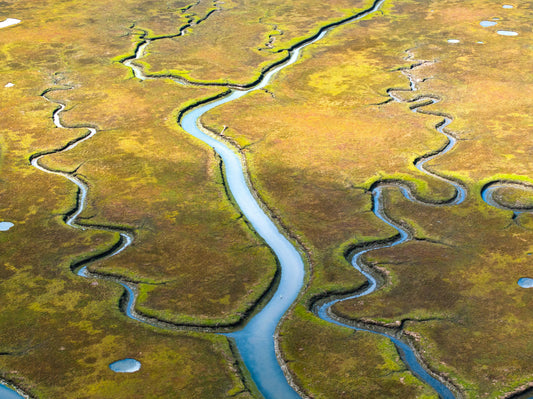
[203,0,533,398]
[0,0,532,398]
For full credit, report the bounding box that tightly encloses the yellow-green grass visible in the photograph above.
[202,0,533,397]
[278,305,438,398]
[333,189,533,397]
[39,80,277,325]
[3,0,533,397]
[0,269,251,399]
[140,0,377,84]
[0,0,281,395]
[201,2,461,290]
[0,76,250,398]
[1,0,281,326]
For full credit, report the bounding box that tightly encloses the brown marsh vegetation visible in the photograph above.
[1,0,532,397]
[204,0,533,398]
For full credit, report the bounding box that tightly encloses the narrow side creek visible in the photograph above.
[482,181,533,218]
[31,90,135,286]
[3,90,138,399]
[314,186,456,399]
[313,59,465,399]
[9,0,503,398]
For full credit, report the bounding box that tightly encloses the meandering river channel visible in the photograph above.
[177,2,460,398]
[311,60,465,399]
[8,1,531,398]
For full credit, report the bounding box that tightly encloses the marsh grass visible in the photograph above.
[2,0,533,397]
[203,0,533,397]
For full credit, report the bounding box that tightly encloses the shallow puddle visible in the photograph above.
[0,18,21,29]
[4,83,14,88]
[497,30,518,36]
[480,20,497,27]
[0,222,14,231]
[109,358,141,373]
[518,278,533,288]
[502,4,514,9]
[447,39,460,43]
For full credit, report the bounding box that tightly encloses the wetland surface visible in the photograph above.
[1,0,532,398]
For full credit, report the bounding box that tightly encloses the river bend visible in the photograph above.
[8,0,508,398]
[313,61,465,399]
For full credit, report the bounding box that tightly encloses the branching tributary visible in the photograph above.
[12,1,532,398]
[118,1,467,396]
[313,54,466,399]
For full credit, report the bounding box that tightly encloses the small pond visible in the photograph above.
[497,30,518,36]
[0,222,14,231]
[518,278,533,288]
[109,358,141,373]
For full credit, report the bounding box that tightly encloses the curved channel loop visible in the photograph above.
[311,56,466,399]
[33,90,227,334]
[120,0,225,87]
[482,180,533,221]
[4,89,138,399]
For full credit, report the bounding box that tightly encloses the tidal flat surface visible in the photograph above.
[0,0,532,398]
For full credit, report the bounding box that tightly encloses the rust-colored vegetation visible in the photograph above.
[1,0,532,397]
[204,0,533,398]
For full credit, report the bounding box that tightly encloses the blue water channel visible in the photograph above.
[4,0,465,397]
[310,65,464,398]
[178,0,460,397]
[315,186,456,399]
[180,58,308,399]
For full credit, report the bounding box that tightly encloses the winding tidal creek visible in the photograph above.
[7,0,531,398]
[178,1,460,397]
[312,61,465,399]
